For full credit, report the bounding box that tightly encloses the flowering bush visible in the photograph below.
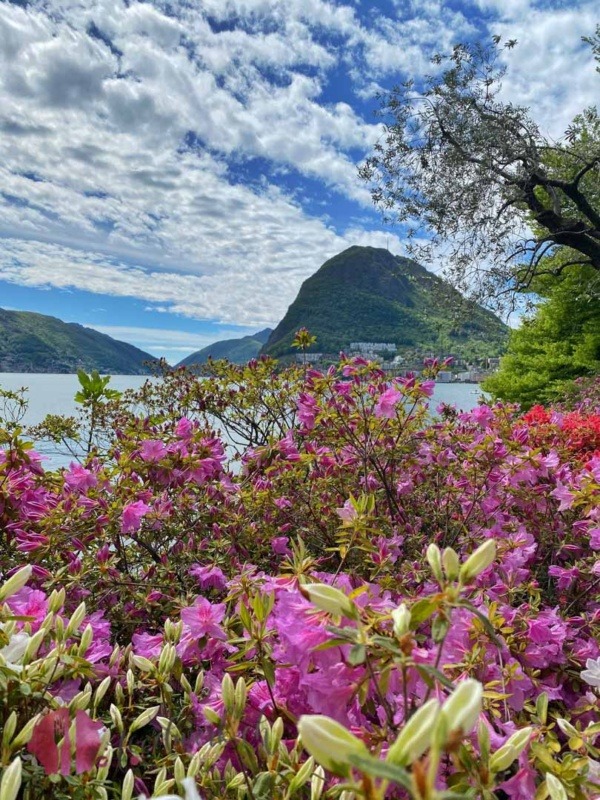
[0,357,599,799]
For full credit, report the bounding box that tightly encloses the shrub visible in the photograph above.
[0,360,599,799]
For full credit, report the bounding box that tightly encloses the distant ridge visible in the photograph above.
[262,246,508,359]
[0,308,156,374]
[177,328,272,368]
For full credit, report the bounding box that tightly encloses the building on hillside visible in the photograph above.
[349,342,396,353]
[436,371,453,383]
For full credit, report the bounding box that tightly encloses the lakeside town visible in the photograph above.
[296,341,500,382]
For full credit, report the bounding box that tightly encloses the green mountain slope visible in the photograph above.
[0,309,156,374]
[262,246,508,359]
[177,328,273,368]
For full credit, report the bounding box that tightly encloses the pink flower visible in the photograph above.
[274,496,292,510]
[548,565,579,591]
[551,483,574,511]
[181,597,226,639]
[297,394,318,430]
[121,500,151,533]
[271,536,290,555]
[589,527,600,550]
[175,417,194,438]
[374,387,403,419]
[64,464,97,490]
[336,500,358,524]
[499,765,537,800]
[139,440,167,462]
[133,632,164,658]
[8,587,48,631]
[28,709,105,776]
[189,564,227,591]
[470,404,494,426]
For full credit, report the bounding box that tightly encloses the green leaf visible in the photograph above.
[410,597,439,626]
[415,664,456,691]
[347,644,366,666]
[347,753,412,790]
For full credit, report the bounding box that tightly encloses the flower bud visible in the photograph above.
[23,629,45,662]
[158,643,176,675]
[1,713,17,749]
[10,714,40,749]
[311,764,326,800]
[442,547,460,581]
[47,588,65,613]
[0,566,32,602]
[221,674,235,714]
[489,727,533,773]
[109,704,123,733]
[459,540,496,584]
[0,756,22,800]
[132,655,154,673]
[426,544,443,584]
[441,679,483,737]
[94,676,111,708]
[121,769,134,800]
[65,602,87,637]
[301,584,358,619]
[78,623,94,655]
[386,699,440,766]
[298,715,367,777]
[546,774,568,800]
[129,705,159,735]
[391,604,411,637]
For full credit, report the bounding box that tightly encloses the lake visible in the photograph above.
[0,372,485,468]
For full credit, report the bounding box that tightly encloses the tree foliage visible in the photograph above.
[359,32,600,309]
[483,262,600,407]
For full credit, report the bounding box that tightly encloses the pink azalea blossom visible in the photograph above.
[181,597,226,639]
[189,564,227,591]
[139,440,167,462]
[121,500,151,533]
[28,709,105,776]
[64,464,97,490]
[271,536,290,555]
[374,388,403,419]
[175,417,194,438]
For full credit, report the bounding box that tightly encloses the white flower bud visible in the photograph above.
[0,566,32,602]
[0,756,22,800]
[386,699,440,766]
[391,604,411,637]
[459,540,496,583]
[442,547,460,581]
[441,679,483,737]
[490,727,533,773]
[426,544,443,583]
[298,715,367,777]
[546,774,568,800]
[301,584,358,619]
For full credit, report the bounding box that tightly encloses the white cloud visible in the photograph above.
[493,3,599,136]
[0,0,597,338]
[0,225,409,328]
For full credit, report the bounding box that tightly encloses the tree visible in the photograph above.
[482,261,600,407]
[359,31,600,310]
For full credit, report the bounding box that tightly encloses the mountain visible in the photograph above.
[262,246,508,359]
[0,309,156,374]
[177,328,273,368]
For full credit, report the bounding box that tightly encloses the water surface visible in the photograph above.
[0,373,485,468]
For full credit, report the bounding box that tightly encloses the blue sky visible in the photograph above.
[0,0,597,364]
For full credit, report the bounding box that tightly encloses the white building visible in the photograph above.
[349,342,396,353]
